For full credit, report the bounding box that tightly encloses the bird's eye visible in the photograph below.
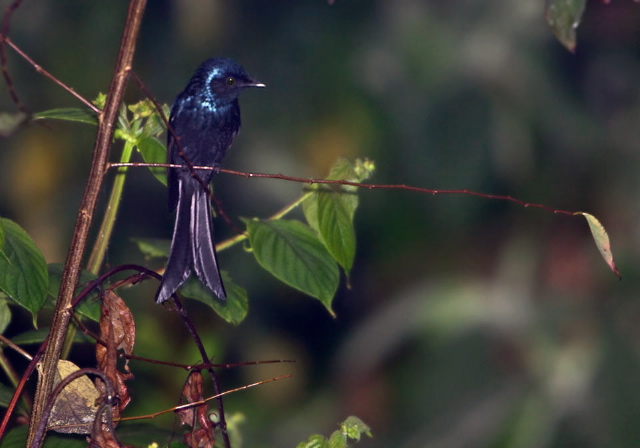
[225,77,236,86]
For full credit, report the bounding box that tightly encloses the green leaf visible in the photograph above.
[128,99,169,137]
[296,435,328,448]
[92,93,106,109]
[245,219,339,316]
[577,212,621,279]
[545,0,587,52]
[298,416,372,448]
[136,135,167,186]
[0,298,10,334]
[10,327,92,345]
[0,218,49,320]
[313,192,356,275]
[0,220,7,265]
[47,264,101,322]
[0,217,5,250]
[131,237,170,258]
[328,430,347,448]
[303,159,362,275]
[33,108,99,126]
[0,383,28,418]
[341,416,372,441]
[179,271,249,325]
[0,111,28,137]
[133,238,249,324]
[0,383,15,409]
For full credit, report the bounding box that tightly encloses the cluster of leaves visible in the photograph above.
[2,285,133,444]
[296,416,372,448]
[0,98,375,446]
[2,284,247,446]
[32,100,375,323]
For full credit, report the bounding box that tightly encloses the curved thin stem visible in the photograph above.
[86,140,135,274]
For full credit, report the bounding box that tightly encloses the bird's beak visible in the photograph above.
[245,76,266,88]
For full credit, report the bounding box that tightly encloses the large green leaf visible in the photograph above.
[245,218,339,315]
[303,158,361,275]
[0,218,48,319]
[136,135,167,186]
[33,108,99,126]
[132,237,249,324]
[47,264,101,322]
[10,327,92,345]
[0,217,5,250]
[305,191,356,275]
[179,271,249,325]
[0,298,10,335]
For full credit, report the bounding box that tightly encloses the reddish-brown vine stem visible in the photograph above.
[2,37,100,113]
[107,162,578,217]
[0,0,27,113]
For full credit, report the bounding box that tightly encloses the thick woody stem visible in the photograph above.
[26,1,147,446]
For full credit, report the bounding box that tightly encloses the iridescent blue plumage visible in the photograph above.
[156,58,264,304]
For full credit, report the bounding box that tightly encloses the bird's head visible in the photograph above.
[189,57,265,108]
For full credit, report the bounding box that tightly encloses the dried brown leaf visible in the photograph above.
[96,290,135,414]
[47,360,100,434]
[90,422,126,448]
[176,371,204,427]
[185,427,215,448]
[176,371,215,448]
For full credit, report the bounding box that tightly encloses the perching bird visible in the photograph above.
[155,58,264,304]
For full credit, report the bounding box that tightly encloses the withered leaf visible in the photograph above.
[96,290,135,414]
[47,360,100,434]
[176,371,215,448]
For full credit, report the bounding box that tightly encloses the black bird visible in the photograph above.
[155,58,264,304]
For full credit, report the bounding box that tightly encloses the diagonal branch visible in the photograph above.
[0,0,28,113]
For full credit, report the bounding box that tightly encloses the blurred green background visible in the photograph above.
[2,1,640,447]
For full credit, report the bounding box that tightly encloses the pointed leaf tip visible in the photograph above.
[577,212,621,279]
[545,0,587,52]
[244,218,339,315]
[33,108,99,126]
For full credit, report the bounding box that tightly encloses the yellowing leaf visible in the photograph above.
[48,360,100,434]
[577,212,620,279]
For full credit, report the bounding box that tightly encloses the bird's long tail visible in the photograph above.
[155,179,227,303]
